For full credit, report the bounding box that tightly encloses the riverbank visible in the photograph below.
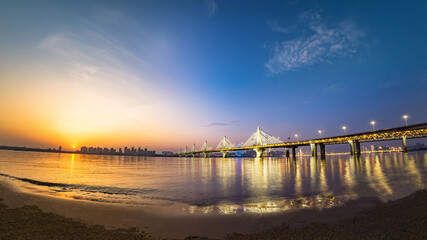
[228,189,427,240]
[1,180,426,239]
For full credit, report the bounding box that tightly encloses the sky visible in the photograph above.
[0,0,426,151]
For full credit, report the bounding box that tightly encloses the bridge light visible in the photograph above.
[318,130,322,138]
[370,121,376,131]
[294,134,299,140]
[402,115,409,126]
[342,126,347,135]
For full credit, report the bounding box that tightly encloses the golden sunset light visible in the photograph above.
[0,1,426,239]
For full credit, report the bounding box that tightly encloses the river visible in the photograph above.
[0,150,426,214]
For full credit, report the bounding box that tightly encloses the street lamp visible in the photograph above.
[342,126,347,135]
[294,134,299,140]
[318,130,322,138]
[370,121,376,131]
[402,115,409,126]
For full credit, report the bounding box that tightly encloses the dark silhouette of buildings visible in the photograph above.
[78,146,156,156]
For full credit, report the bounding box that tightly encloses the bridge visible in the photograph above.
[178,122,427,159]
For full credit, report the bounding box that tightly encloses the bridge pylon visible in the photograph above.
[221,150,229,158]
[402,136,408,152]
[201,140,212,158]
[349,140,355,155]
[310,143,317,157]
[184,146,189,157]
[243,126,283,157]
[254,148,264,158]
[319,144,326,159]
[191,144,197,157]
[216,136,235,158]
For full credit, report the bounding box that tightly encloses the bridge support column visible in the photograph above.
[310,143,317,157]
[402,136,408,152]
[286,148,290,158]
[254,148,264,158]
[221,151,229,158]
[203,152,208,158]
[292,147,296,159]
[355,140,361,156]
[320,144,326,160]
[349,140,355,155]
[191,153,196,158]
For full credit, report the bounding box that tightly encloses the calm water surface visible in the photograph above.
[0,150,426,214]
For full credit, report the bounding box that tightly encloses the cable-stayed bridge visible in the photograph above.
[179,122,427,159]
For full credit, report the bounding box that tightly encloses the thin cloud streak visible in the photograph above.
[202,120,239,127]
[266,11,365,74]
[30,12,208,147]
[205,0,217,17]
[267,20,294,33]
[38,31,154,106]
[323,82,347,92]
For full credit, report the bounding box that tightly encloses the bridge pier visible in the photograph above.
[320,143,326,160]
[191,153,196,158]
[285,148,290,158]
[355,140,361,156]
[402,136,408,152]
[221,150,229,158]
[310,143,317,157]
[349,140,355,155]
[292,147,296,159]
[254,148,264,158]
[202,152,208,158]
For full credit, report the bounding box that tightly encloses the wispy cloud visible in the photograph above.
[34,9,198,136]
[202,120,238,127]
[205,0,217,17]
[38,31,151,100]
[323,82,346,92]
[267,20,294,33]
[266,11,365,74]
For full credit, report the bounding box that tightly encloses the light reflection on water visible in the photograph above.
[0,150,426,214]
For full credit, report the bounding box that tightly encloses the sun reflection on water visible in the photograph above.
[0,150,426,215]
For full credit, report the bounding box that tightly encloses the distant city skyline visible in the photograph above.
[0,1,426,151]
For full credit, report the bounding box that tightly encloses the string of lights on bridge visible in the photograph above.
[179,114,422,158]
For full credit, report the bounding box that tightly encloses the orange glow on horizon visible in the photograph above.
[0,68,213,151]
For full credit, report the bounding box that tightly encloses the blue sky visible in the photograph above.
[0,0,426,150]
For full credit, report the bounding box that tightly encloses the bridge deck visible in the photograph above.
[187,123,427,154]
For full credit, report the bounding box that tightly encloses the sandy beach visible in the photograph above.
[1,179,426,239]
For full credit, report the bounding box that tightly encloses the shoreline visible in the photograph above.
[2,146,425,159]
[2,180,425,239]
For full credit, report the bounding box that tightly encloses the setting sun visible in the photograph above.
[0,1,426,239]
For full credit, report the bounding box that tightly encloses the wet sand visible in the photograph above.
[1,180,426,239]
[228,190,427,240]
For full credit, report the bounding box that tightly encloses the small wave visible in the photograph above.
[0,172,158,196]
[0,172,227,206]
